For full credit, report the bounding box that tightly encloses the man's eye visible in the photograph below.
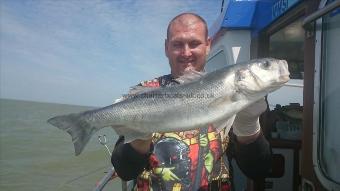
[189,41,201,48]
[172,42,182,48]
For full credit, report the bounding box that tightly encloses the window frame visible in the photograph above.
[313,0,340,190]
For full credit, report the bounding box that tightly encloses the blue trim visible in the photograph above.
[210,0,302,37]
[328,0,340,17]
[222,1,257,29]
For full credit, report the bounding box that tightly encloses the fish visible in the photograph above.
[47,58,290,155]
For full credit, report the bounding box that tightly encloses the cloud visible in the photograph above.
[0,0,221,106]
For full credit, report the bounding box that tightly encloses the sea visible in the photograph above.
[0,98,124,191]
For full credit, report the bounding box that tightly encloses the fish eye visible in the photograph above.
[261,60,270,69]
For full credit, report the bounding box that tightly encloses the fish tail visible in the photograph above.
[47,113,97,156]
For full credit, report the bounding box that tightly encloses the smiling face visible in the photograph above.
[165,14,211,78]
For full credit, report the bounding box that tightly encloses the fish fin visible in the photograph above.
[47,113,99,156]
[174,70,205,84]
[128,86,159,95]
[213,114,236,134]
[208,96,234,109]
[112,125,151,143]
[124,132,152,143]
[120,85,161,100]
[114,86,159,104]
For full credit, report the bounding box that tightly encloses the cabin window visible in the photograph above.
[315,0,340,187]
[267,18,304,108]
[206,50,228,72]
[269,18,304,80]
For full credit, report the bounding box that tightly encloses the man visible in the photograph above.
[111,13,271,191]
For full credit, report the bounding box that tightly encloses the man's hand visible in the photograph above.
[232,98,267,144]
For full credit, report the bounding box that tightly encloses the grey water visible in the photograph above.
[0,98,123,191]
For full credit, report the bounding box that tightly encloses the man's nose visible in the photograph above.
[182,44,192,57]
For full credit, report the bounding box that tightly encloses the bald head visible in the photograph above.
[166,13,208,40]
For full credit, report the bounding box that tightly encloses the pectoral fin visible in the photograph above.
[112,125,152,143]
[208,96,232,109]
[213,114,236,134]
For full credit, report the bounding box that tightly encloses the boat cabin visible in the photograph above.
[207,0,340,190]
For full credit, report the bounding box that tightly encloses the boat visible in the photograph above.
[95,1,340,190]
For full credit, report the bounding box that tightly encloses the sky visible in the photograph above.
[0,0,222,107]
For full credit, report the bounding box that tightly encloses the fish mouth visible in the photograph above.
[279,75,290,83]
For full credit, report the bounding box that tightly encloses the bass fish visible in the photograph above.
[48,58,290,155]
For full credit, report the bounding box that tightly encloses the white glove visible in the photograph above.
[232,98,267,136]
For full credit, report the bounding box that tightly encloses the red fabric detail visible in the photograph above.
[221,183,231,191]
[136,179,149,191]
[149,154,160,168]
[143,81,160,87]
[207,125,222,162]
[200,168,209,187]
[209,138,220,161]
[188,143,199,184]
[189,142,210,188]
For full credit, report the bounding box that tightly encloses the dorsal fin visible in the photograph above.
[128,85,159,95]
[174,70,206,84]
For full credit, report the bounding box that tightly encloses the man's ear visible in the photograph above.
[206,37,212,56]
[165,39,169,58]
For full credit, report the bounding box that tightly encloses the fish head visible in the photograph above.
[235,58,290,97]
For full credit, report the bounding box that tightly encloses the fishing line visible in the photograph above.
[59,165,107,187]
[58,134,114,189]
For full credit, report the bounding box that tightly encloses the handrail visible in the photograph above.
[303,0,340,27]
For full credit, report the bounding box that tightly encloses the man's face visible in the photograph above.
[165,19,211,78]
